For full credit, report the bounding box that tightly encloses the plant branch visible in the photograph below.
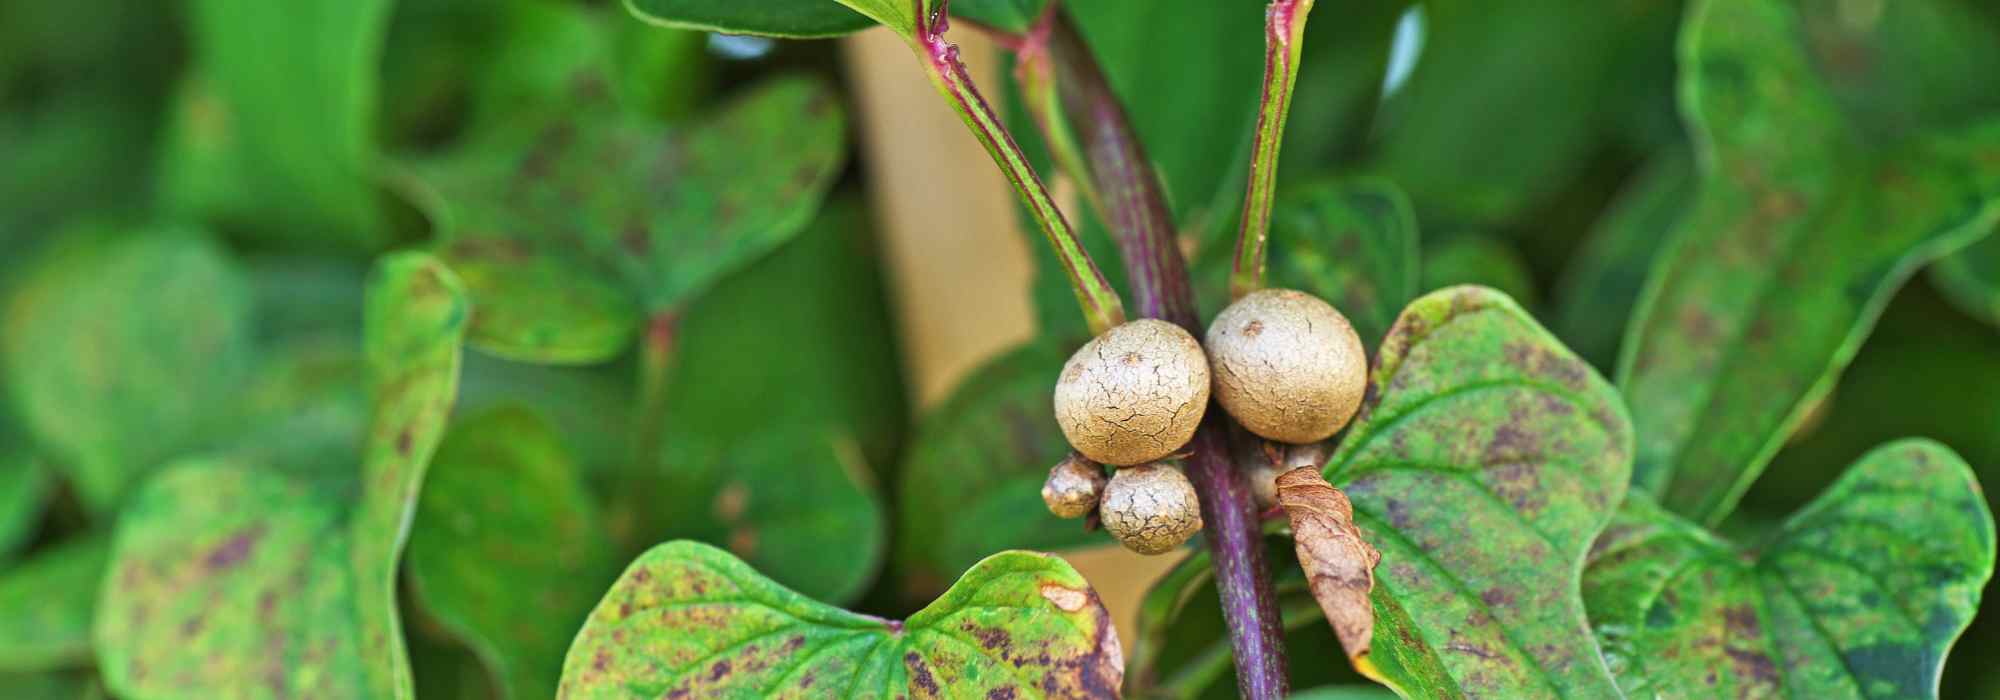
[908,1,1125,335]
[1230,0,1317,300]
[1036,10,1290,698]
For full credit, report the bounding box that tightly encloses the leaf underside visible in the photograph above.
[558,540,1122,698]
[1583,439,1996,698]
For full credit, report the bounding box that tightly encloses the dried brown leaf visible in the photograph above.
[1276,466,1381,659]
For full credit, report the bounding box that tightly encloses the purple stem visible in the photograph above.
[1041,13,1290,699]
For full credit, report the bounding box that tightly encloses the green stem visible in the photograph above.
[612,311,679,548]
[1230,0,1317,300]
[909,1,1125,335]
[1014,20,1107,222]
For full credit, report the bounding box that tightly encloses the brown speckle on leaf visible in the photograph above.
[1276,467,1381,660]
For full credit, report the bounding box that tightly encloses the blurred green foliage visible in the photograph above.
[3,0,2000,697]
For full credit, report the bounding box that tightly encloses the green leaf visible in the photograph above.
[646,429,886,606]
[952,0,1048,33]
[0,535,108,671]
[0,670,93,699]
[1796,0,2000,142]
[558,540,1123,697]
[623,200,903,603]
[0,456,49,561]
[1324,286,1632,697]
[625,0,873,38]
[896,339,1088,585]
[1418,233,1537,307]
[159,0,394,250]
[1552,150,1694,370]
[660,199,908,471]
[1617,0,2000,524]
[1268,177,1421,348]
[1931,236,2000,327]
[407,406,616,700]
[1371,0,1683,225]
[1291,687,1399,700]
[415,75,847,363]
[1,228,255,513]
[832,0,922,37]
[1583,439,1995,697]
[96,252,469,700]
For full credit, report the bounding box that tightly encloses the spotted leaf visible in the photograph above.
[1324,285,1632,697]
[95,253,468,699]
[1583,439,1995,698]
[559,540,1122,698]
[1618,0,2000,524]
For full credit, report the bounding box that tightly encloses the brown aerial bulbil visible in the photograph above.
[1206,288,1368,445]
[1099,463,1203,555]
[1053,318,1210,466]
[1042,454,1107,519]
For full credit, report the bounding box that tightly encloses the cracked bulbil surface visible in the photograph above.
[1099,464,1202,555]
[1053,318,1210,466]
[1042,454,1107,519]
[1207,288,1367,444]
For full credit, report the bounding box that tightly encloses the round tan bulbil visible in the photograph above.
[1041,454,1107,519]
[1053,319,1210,466]
[1099,463,1203,555]
[1206,288,1368,444]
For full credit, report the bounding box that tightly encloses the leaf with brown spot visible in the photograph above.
[1324,286,1632,697]
[95,253,469,700]
[1618,0,2000,525]
[407,7,846,364]
[1277,467,1381,662]
[407,406,618,700]
[0,535,108,672]
[1583,439,1995,697]
[558,541,1122,698]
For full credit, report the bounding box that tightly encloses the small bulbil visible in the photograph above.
[1099,463,1203,555]
[1053,318,1211,466]
[1206,288,1367,444]
[1041,454,1107,519]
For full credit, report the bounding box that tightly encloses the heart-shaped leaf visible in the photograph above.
[1325,285,1631,697]
[414,74,847,364]
[1583,439,1995,697]
[96,252,468,699]
[407,406,617,700]
[625,0,872,38]
[0,535,107,671]
[159,0,394,250]
[1617,0,2000,524]
[1,228,255,513]
[895,339,1089,586]
[1931,236,2000,327]
[1267,177,1421,347]
[1552,150,1693,370]
[558,540,1123,697]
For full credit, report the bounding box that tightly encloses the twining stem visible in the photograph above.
[1027,10,1291,698]
[907,1,1126,336]
[1230,0,1317,300]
